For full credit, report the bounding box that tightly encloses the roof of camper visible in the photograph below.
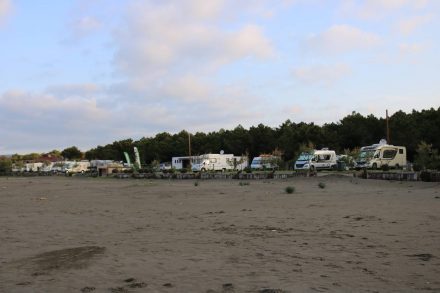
[314,149,336,154]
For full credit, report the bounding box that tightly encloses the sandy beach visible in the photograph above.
[0,176,439,292]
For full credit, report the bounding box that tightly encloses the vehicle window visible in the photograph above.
[211,159,217,163]
[399,149,404,154]
[383,149,397,159]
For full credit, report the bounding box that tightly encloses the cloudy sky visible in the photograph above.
[1,0,439,154]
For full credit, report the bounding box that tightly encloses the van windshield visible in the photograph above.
[358,150,375,160]
[297,153,313,161]
[251,158,261,164]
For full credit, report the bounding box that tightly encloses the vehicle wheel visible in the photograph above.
[222,168,226,173]
[395,164,400,169]
[372,163,377,170]
[310,165,315,172]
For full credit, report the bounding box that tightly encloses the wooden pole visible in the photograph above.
[386,109,390,144]
[188,132,192,169]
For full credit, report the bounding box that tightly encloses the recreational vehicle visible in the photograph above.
[192,153,248,172]
[64,161,90,174]
[355,140,406,169]
[250,155,280,170]
[159,162,172,171]
[294,149,338,171]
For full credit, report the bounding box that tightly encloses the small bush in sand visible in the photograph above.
[285,186,295,194]
[318,182,326,189]
[194,181,199,187]
[239,181,250,186]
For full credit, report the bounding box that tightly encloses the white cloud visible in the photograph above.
[0,78,262,152]
[45,83,101,98]
[372,42,430,65]
[71,16,102,37]
[107,0,276,135]
[339,0,431,20]
[180,0,226,20]
[305,24,381,55]
[396,14,432,35]
[293,63,352,86]
[0,0,12,25]
[113,1,274,81]
[398,42,428,55]
[0,89,107,124]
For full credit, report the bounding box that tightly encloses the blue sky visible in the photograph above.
[1,0,439,154]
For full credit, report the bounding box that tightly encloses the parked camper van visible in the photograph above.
[64,161,90,174]
[192,153,248,172]
[355,140,406,169]
[159,162,172,171]
[294,149,337,171]
[250,155,279,170]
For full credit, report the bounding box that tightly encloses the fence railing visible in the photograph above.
[365,171,419,181]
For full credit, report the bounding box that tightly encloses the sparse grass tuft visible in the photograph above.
[194,181,199,187]
[285,186,295,194]
[239,181,250,186]
[318,182,326,189]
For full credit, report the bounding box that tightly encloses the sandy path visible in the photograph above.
[0,176,439,292]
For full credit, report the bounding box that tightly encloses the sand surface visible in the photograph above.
[0,176,439,293]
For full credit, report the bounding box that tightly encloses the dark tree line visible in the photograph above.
[84,108,440,164]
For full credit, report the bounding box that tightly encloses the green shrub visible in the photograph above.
[415,141,440,171]
[318,182,326,189]
[243,167,252,173]
[0,159,12,175]
[239,181,250,186]
[194,181,199,187]
[285,186,295,194]
[420,171,431,182]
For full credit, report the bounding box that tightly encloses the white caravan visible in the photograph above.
[294,149,338,171]
[64,160,90,174]
[355,140,406,169]
[250,155,279,170]
[192,153,248,172]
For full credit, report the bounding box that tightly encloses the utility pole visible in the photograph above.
[386,109,390,144]
[188,131,192,169]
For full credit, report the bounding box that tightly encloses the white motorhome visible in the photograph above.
[64,160,90,174]
[355,140,406,169]
[250,155,279,170]
[294,149,338,171]
[192,153,248,172]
